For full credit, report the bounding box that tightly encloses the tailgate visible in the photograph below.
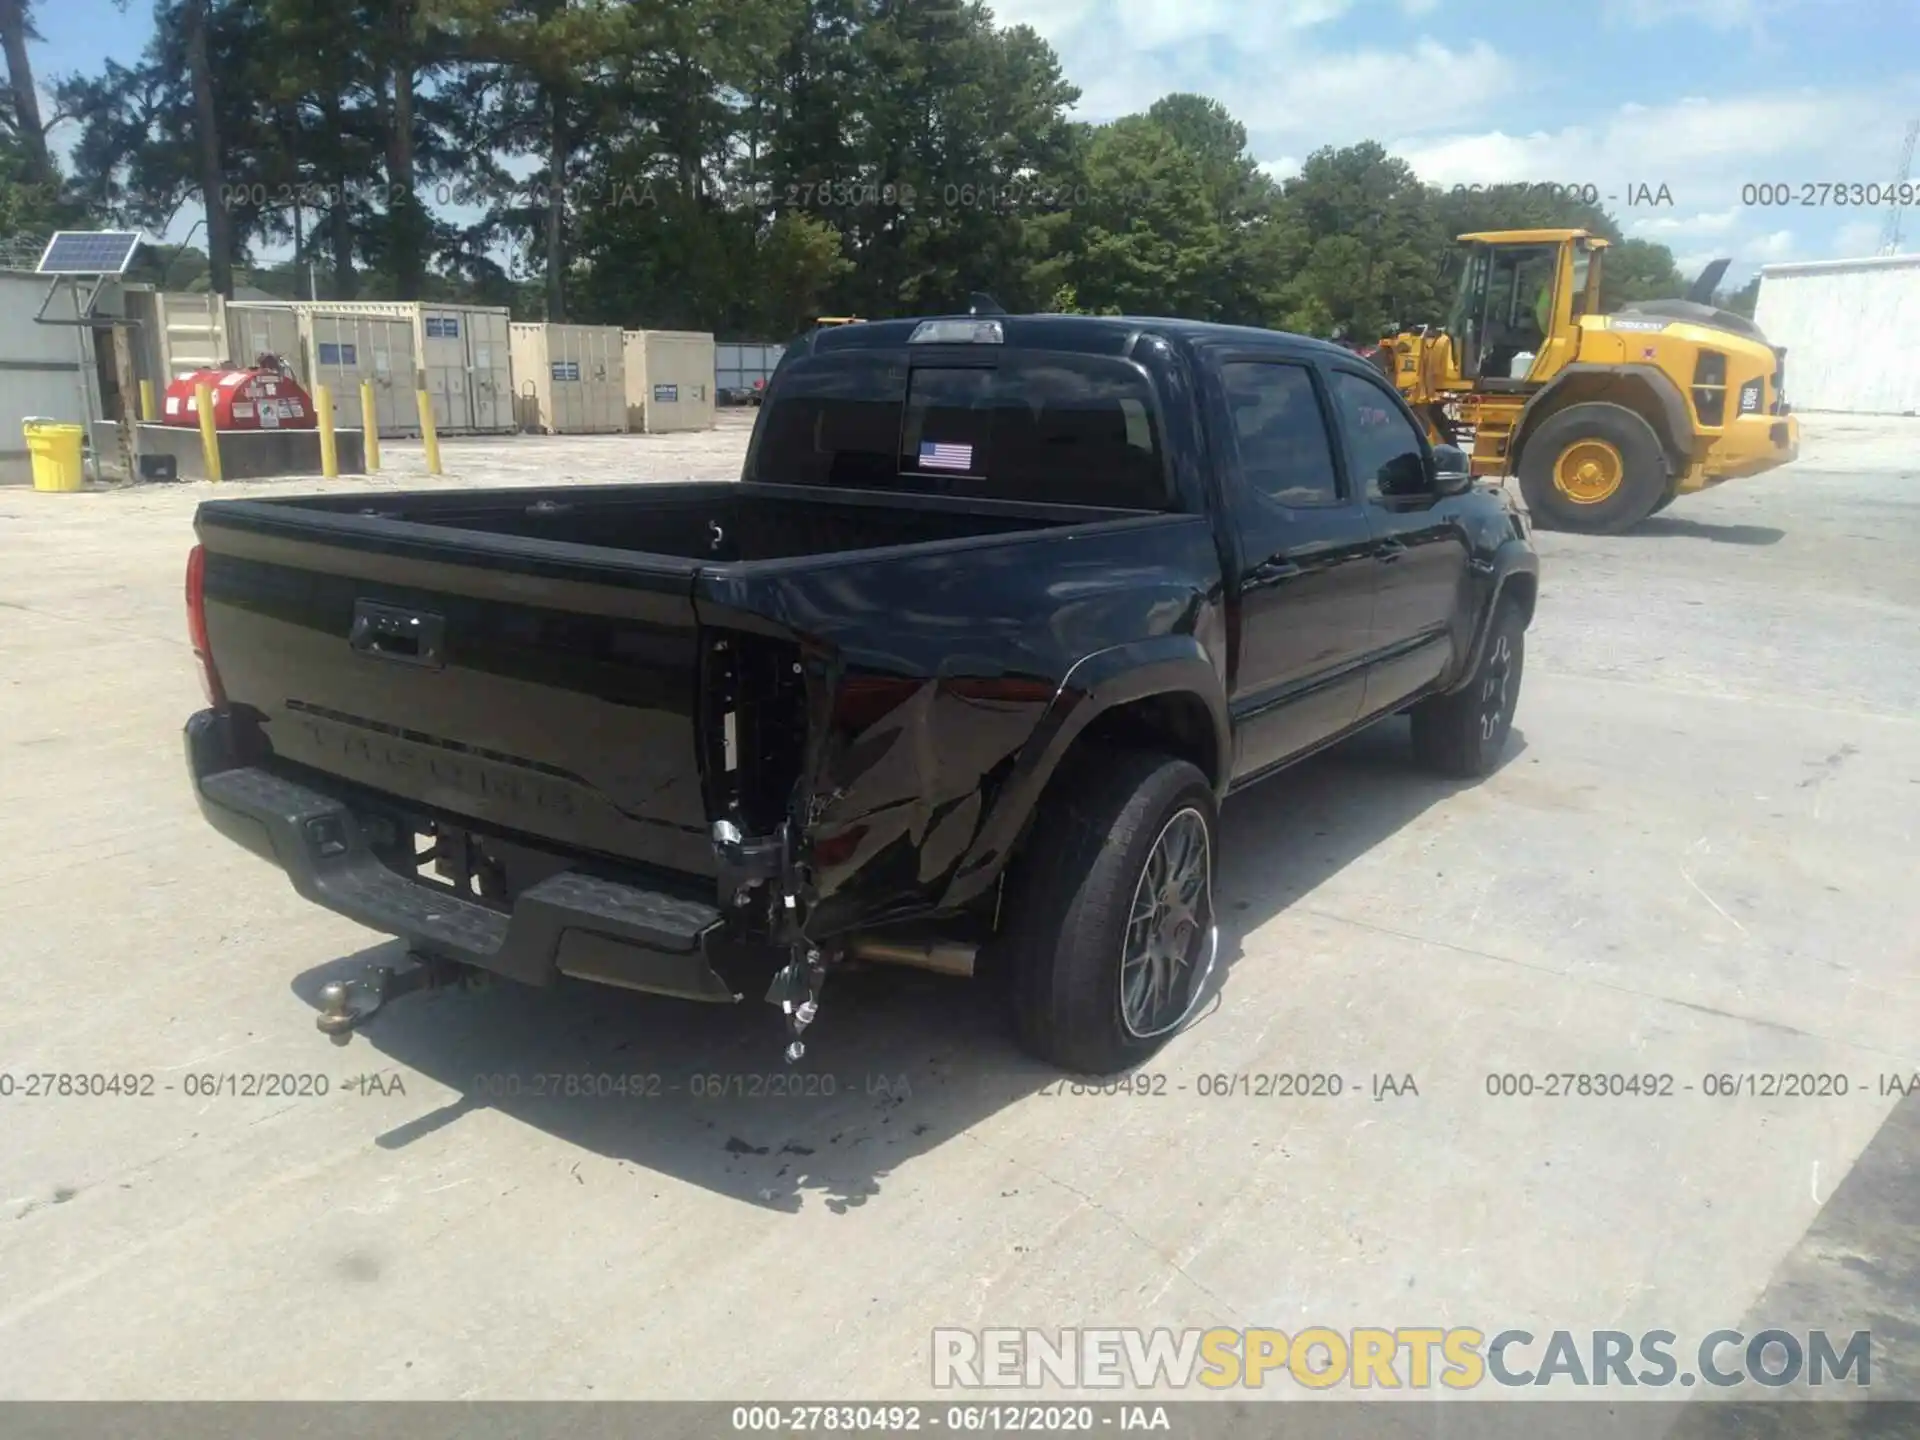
[195,505,718,879]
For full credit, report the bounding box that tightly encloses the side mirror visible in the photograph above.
[1433,443,1473,496]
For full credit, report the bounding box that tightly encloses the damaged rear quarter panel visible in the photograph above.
[694,513,1226,937]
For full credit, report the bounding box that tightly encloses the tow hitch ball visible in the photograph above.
[314,954,456,1045]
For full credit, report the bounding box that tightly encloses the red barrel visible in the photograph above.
[161,356,317,431]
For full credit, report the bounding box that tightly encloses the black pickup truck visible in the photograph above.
[183,313,1539,1075]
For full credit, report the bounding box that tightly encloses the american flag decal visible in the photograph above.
[919,440,974,471]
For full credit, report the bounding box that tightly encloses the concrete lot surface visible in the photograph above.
[0,410,1915,1405]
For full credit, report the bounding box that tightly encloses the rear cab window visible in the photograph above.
[751,348,1172,510]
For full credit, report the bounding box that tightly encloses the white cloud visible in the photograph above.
[1391,87,1915,270]
[1833,219,1889,256]
[1069,36,1517,146]
[984,0,1510,140]
[1604,0,1765,26]
[985,0,1353,49]
[981,0,1104,35]
[1598,0,1836,36]
[1393,91,1893,190]
[1627,207,1741,238]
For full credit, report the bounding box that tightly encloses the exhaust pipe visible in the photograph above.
[845,935,977,979]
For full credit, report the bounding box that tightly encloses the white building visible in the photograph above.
[0,269,102,485]
[1753,254,1920,415]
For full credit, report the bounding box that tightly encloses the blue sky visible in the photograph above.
[28,0,1920,284]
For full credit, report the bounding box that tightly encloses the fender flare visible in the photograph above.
[1452,540,1539,690]
[1514,364,1694,477]
[938,634,1230,911]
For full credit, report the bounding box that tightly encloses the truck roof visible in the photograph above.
[795,312,1361,362]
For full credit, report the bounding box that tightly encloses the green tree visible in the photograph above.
[183,0,236,294]
[1601,236,1685,309]
[1275,142,1441,338]
[831,0,1078,316]
[61,0,278,295]
[0,0,54,190]
[1431,181,1622,248]
[250,0,392,299]
[1140,93,1294,323]
[0,127,64,243]
[452,0,626,320]
[1719,273,1761,318]
[1033,115,1225,318]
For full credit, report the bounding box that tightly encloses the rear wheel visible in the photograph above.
[1518,402,1669,534]
[997,751,1219,1075]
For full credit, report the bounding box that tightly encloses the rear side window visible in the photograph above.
[753,352,1168,509]
[1220,361,1342,507]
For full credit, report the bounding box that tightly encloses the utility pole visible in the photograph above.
[1878,118,1920,255]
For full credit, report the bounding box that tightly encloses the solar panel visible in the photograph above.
[36,231,145,276]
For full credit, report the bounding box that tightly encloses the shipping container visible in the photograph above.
[226,302,304,377]
[306,310,420,435]
[0,269,100,484]
[1754,254,1920,415]
[623,329,716,432]
[419,304,515,432]
[509,323,626,433]
[715,340,784,401]
[219,299,516,433]
[123,287,230,389]
[226,303,421,437]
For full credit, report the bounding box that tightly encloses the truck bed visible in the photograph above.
[192,479,1214,936]
[262,481,1096,563]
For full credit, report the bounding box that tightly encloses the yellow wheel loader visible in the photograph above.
[1383,229,1800,533]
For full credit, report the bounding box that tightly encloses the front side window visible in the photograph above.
[1446,245,1491,353]
[1490,244,1559,338]
[1329,370,1430,500]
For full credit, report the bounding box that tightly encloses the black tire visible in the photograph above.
[1411,598,1525,778]
[1518,402,1669,534]
[1649,483,1680,515]
[997,750,1219,1076]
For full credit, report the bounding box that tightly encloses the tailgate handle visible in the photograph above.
[350,600,446,669]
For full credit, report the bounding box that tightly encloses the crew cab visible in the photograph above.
[182,313,1539,1075]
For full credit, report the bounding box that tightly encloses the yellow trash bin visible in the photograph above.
[24,420,85,492]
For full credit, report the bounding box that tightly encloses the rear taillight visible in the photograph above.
[185,544,226,708]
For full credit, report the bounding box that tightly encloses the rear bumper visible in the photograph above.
[1693,412,1800,488]
[185,710,741,1001]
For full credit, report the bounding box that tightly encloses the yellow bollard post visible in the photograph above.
[415,375,442,475]
[316,384,340,479]
[359,380,381,473]
[139,378,157,423]
[194,382,222,484]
